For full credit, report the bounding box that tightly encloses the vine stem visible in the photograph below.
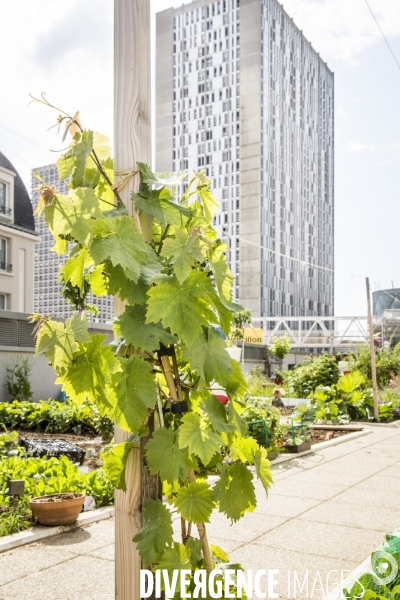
[159,353,213,571]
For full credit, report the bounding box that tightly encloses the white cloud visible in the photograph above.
[279,0,400,64]
[346,142,374,152]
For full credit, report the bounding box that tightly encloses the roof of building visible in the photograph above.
[0,152,35,232]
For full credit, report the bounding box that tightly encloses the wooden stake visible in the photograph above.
[366,277,380,422]
[114,1,152,597]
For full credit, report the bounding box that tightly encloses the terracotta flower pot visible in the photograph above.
[29,493,85,526]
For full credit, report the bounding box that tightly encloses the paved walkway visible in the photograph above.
[1,425,400,600]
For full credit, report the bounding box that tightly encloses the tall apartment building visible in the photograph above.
[31,165,114,323]
[156,0,334,318]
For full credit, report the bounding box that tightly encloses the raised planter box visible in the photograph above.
[284,441,312,454]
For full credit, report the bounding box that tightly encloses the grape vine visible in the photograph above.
[31,98,273,594]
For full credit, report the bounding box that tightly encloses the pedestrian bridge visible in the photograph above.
[248,316,376,350]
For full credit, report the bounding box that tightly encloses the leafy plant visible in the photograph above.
[378,402,394,422]
[241,404,285,450]
[342,534,400,599]
[6,356,33,402]
[284,353,341,398]
[0,399,113,441]
[31,101,272,577]
[0,498,32,537]
[349,343,400,389]
[0,431,20,457]
[303,371,375,424]
[246,365,275,398]
[0,454,114,513]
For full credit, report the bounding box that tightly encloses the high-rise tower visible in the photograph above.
[31,164,114,323]
[156,0,334,318]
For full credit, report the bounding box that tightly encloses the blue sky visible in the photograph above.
[0,0,399,316]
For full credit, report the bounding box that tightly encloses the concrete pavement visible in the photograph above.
[1,425,399,600]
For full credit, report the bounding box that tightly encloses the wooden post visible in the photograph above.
[366,277,380,422]
[114,0,152,598]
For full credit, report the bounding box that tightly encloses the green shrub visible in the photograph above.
[0,499,32,537]
[241,404,285,449]
[284,353,340,398]
[246,365,275,398]
[297,371,375,424]
[350,343,400,388]
[6,356,33,402]
[0,399,113,441]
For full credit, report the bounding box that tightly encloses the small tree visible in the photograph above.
[270,334,291,372]
[230,308,252,342]
[6,356,33,402]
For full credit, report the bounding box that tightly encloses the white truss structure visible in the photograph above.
[248,316,372,349]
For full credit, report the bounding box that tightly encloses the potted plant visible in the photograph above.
[266,446,278,461]
[29,492,85,526]
[284,435,311,454]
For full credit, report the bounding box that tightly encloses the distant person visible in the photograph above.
[272,387,285,409]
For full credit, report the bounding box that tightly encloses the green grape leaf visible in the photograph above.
[178,412,223,465]
[183,328,233,387]
[227,400,248,437]
[56,130,93,187]
[102,263,149,305]
[62,247,92,292]
[35,314,91,370]
[198,187,219,222]
[90,215,154,283]
[145,428,190,484]
[45,188,103,248]
[186,538,204,569]
[226,360,248,399]
[209,243,234,302]
[93,132,112,161]
[132,499,173,567]
[86,265,108,296]
[137,162,187,188]
[211,294,233,336]
[132,186,191,227]
[198,394,235,434]
[229,436,259,463]
[212,463,256,522]
[161,229,206,283]
[113,305,177,352]
[101,441,133,491]
[58,334,120,404]
[157,543,192,592]
[146,272,217,348]
[174,481,215,523]
[111,356,157,433]
[253,447,273,493]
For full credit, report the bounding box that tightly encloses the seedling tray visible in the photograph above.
[20,438,86,465]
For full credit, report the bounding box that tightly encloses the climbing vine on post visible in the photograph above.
[31,100,273,591]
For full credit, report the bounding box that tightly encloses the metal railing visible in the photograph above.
[0,262,12,273]
[0,205,12,216]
